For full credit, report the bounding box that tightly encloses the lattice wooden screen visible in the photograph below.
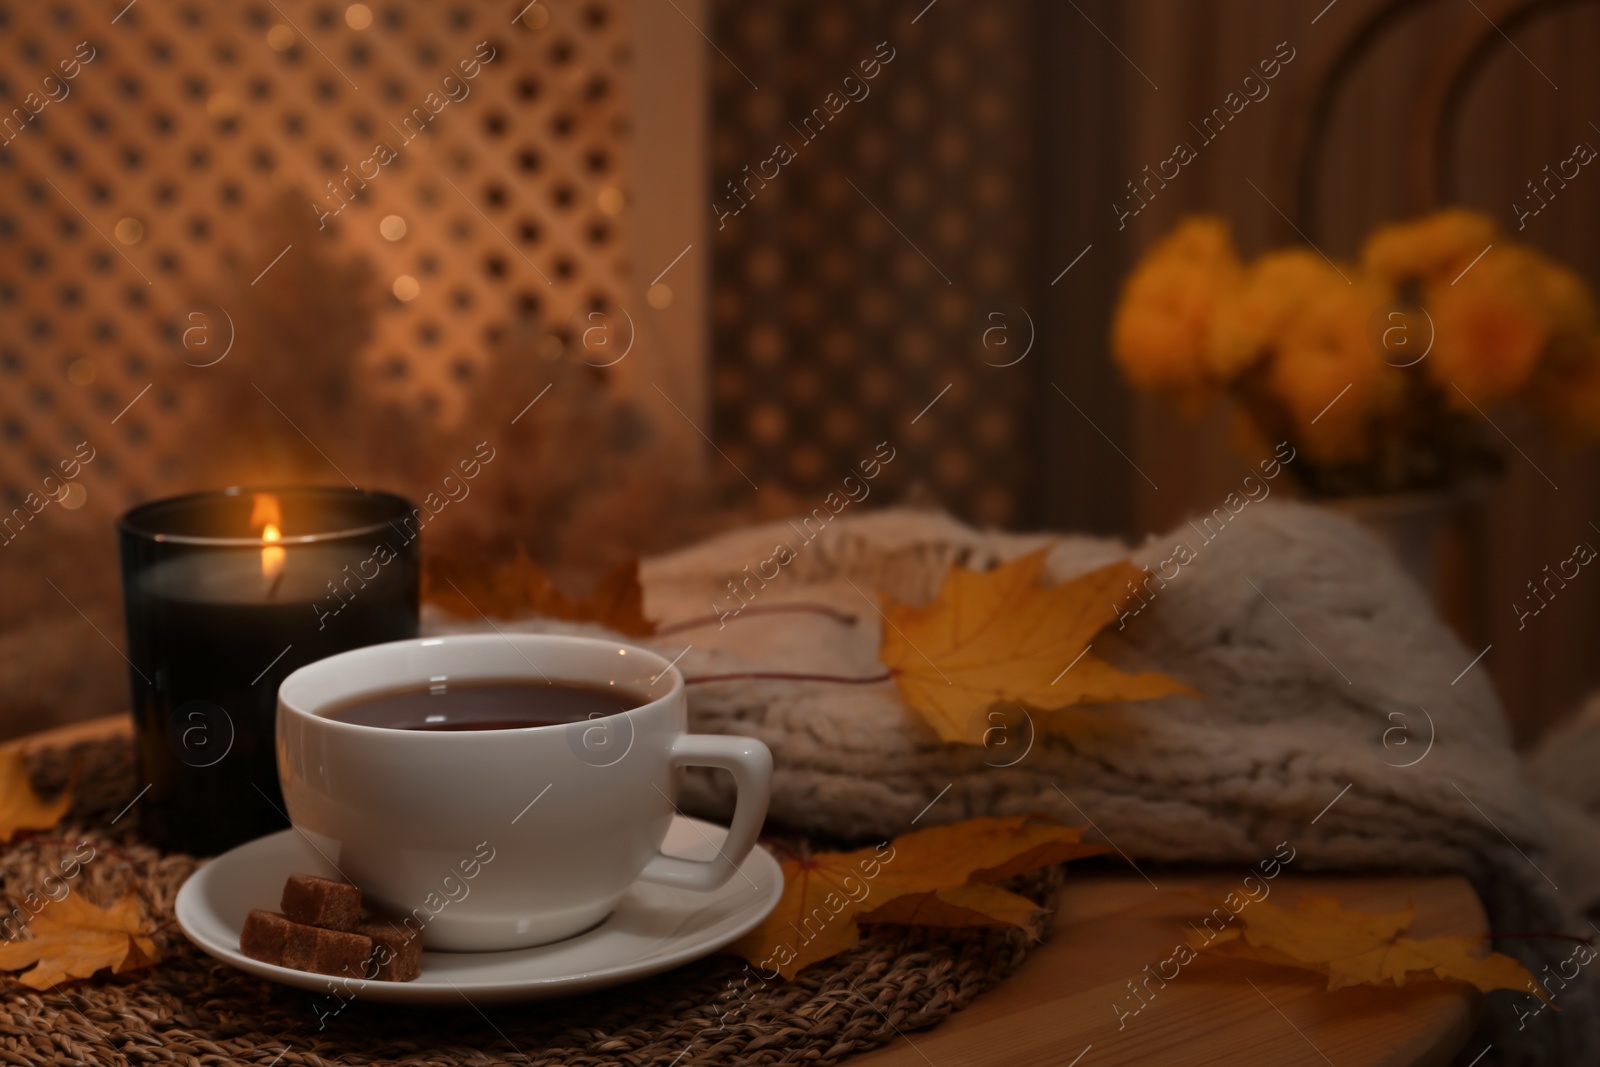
[0,0,633,520]
[708,0,1039,527]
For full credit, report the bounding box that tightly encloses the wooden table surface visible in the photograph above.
[855,871,1482,1067]
[24,716,1482,1067]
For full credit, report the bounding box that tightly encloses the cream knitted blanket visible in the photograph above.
[436,502,1600,1064]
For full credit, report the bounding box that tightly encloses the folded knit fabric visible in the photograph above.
[433,502,1597,1064]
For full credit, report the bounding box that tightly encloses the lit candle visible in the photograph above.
[254,492,287,591]
[118,487,419,855]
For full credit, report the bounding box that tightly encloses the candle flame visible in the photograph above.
[252,493,286,580]
[261,522,285,579]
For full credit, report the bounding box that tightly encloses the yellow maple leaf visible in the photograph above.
[0,747,73,843]
[1374,933,1548,996]
[857,882,1043,928]
[879,548,1193,742]
[727,815,1107,979]
[1187,892,1543,999]
[0,890,159,990]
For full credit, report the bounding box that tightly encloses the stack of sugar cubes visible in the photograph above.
[241,874,422,982]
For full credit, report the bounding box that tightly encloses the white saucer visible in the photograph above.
[175,816,784,1004]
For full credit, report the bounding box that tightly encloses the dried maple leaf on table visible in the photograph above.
[727,815,1109,979]
[424,549,656,636]
[578,556,658,638]
[878,547,1194,743]
[0,891,159,990]
[1186,892,1543,998]
[0,746,72,843]
[855,882,1043,928]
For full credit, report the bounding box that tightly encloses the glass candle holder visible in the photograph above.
[118,486,420,855]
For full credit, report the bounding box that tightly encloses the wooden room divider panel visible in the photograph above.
[0,0,663,521]
[705,0,1045,528]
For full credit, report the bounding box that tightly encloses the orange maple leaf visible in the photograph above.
[425,549,656,636]
[857,882,1043,928]
[0,747,72,844]
[0,890,159,990]
[727,815,1108,979]
[1187,892,1544,999]
[878,548,1193,743]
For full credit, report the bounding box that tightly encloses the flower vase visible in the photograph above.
[1323,486,1491,646]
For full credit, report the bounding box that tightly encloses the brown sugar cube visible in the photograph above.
[240,909,296,966]
[281,874,362,932]
[281,923,374,978]
[357,918,423,982]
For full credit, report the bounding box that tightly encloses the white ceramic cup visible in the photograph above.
[277,633,773,952]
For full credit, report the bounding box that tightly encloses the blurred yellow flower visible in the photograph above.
[1529,254,1598,341]
[1114,208,1600,490]
[1206,249,1343,379]
[1424,245,1590,403]
[1361,209,1498,287]
[1526,334,1600,441]
[1266,275,1395,462]
[1112,216,1242,394]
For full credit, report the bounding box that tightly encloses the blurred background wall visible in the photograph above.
[705,0,1600,743]
[1,0,1597,744]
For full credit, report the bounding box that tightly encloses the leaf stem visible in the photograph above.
[656,602,858,636]
[684,670,894,686]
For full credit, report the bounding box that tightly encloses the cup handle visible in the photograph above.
[637,733,773,892]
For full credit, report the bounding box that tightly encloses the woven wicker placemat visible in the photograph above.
[0,738,1063,1067]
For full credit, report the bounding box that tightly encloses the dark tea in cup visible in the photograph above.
[325,679,646,732]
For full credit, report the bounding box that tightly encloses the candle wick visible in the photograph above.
[267,571,285,600]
